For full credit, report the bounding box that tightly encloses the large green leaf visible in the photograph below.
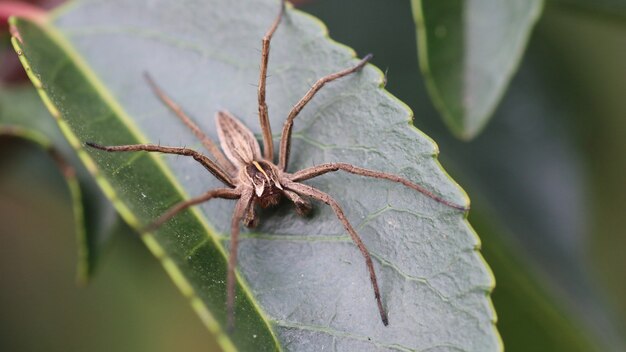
[11,0,499,349]
[411,0,544,139]
[0,84,118,283]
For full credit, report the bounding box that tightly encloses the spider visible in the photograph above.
[86,0,467,330]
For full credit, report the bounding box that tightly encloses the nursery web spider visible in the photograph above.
[87,0,467,330]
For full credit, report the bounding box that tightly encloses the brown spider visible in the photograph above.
[86,0,467,330]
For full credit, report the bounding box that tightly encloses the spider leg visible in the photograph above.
[227,188,254,331]
[278,54,372,171]
[144,188,240,232]
[289,162,469,211]
[284,181,389,326]
[257,0,286,161]
[243,200,259,228]
[283,189,312,216]
[143,73,237,175]
[85,142,236,188]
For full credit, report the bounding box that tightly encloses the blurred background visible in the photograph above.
[1,0,625,351]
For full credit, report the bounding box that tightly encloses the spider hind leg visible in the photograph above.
[284,189,313,216]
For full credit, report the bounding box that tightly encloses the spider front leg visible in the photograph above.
[85,142,236,188]
[289,162,469,211]
[257,0,286,161]
[284,181,389,326]
[278,54,373,171]
[144,73,236,175]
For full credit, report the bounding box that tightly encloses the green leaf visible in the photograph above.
[411,0,544,139]
[11,0,500,349]
[0,84,118,283]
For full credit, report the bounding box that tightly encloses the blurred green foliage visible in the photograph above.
[0,138,217,351]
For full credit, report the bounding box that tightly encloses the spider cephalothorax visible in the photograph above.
[87,0,467,330]
[242,161,284,208]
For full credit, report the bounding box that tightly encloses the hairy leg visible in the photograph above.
[243,201,258,228]
[86,142,236,188]
[257,0,286,161]
[226,188,254,331]
[284,181,389,326]
[278,54,372,171]
[289,162,468,211]
[144,73,236,175]
[283,189,312,216]
[145,188,240,231]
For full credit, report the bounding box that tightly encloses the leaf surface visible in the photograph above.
[11,0,499,350]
